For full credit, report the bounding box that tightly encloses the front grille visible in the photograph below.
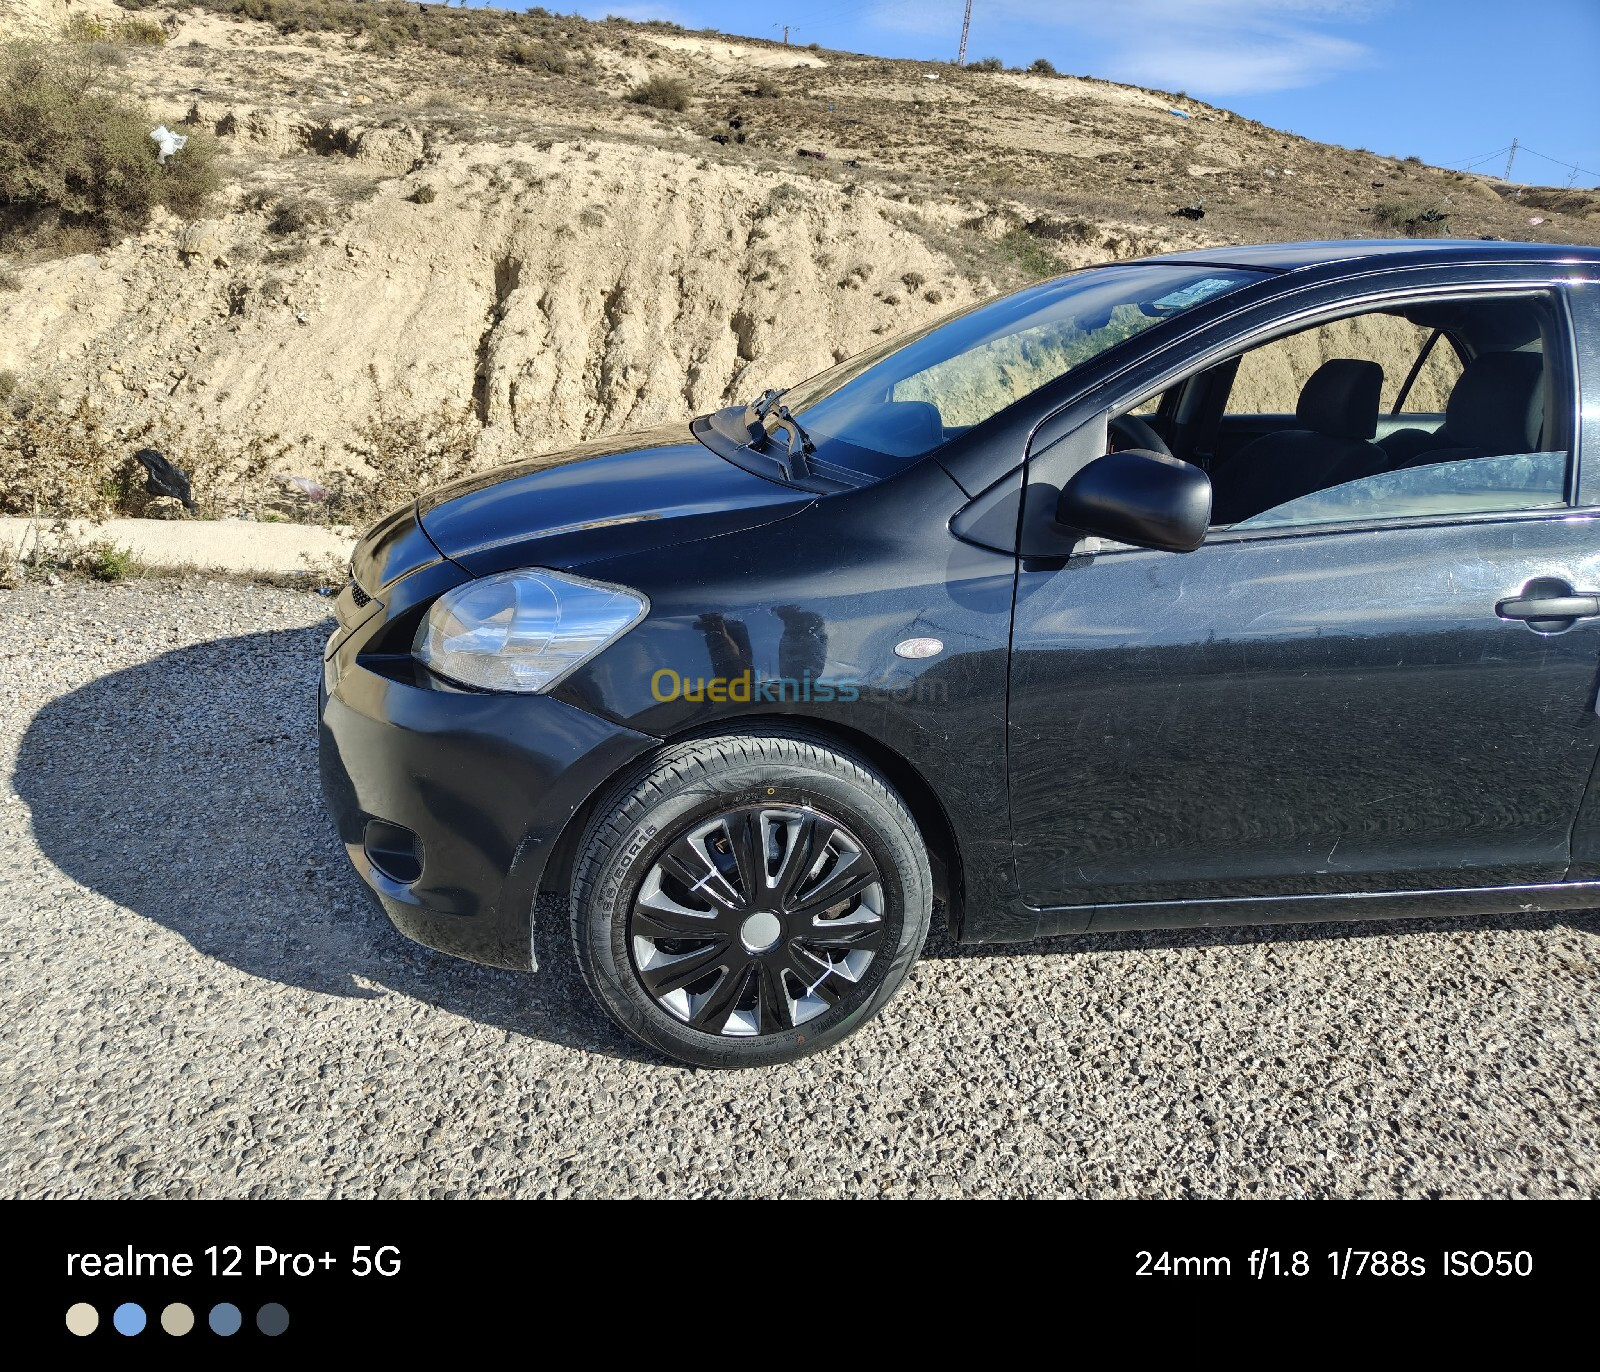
[349,582,372,609]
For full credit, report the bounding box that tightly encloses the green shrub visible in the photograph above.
[996,226,1057,277]
[113,17,168,46]
[77,539,140,582]
[1028,57,1057,75]
[502,38,568,72]
[1373,199,1450,237]
[626,75,691,112]
[367,24,403,56]
[65,14,168,46]
[970,56,1003,72]
[0,42,219,241]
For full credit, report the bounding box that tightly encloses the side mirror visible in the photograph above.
[1057,449,1212,553]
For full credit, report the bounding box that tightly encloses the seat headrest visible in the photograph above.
[1445,351,1545,454]
[1296,359,1383,440]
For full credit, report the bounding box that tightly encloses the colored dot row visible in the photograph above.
[66,1302,289,1337]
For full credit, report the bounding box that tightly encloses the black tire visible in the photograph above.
[570,731,932,1068]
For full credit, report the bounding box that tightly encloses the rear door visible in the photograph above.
[1008,280,1600,909]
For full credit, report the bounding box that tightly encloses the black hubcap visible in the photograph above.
[628,804,887,1037]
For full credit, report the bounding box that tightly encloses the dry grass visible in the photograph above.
[0,391,126,518]
[0,383,296,522]
[322,395,482,527]
[124,417,292,520]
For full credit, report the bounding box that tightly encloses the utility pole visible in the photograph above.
[957,0,972,66]
[1503,137,1518,183]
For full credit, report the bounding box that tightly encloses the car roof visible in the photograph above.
[1143,238,1600,274]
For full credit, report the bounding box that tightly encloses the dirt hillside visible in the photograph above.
[1,3,1595,511]
[0,0,65,35]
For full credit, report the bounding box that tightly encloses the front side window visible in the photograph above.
[1237,450,1567,529]
[1228,311,1464,417]
[1110,292,1569,533]
[783,264,1264,472]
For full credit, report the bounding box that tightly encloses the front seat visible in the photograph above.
[1211,359,1385,525]
[1378,351,1545,468]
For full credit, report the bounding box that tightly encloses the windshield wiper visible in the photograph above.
[736,388,813,480]
[773,405,815,472]
[742,388,786,445]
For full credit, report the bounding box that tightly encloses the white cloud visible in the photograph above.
[866,0,1382,95]
[1117,29,1371,95]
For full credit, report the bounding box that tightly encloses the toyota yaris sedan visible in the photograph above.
[320,239,1600,1067]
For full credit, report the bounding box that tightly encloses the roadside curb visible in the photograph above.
[0,516,356,579]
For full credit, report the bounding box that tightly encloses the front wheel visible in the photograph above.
[570,732,932,1068]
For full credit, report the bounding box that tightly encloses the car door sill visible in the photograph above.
[1017,880,1600,939]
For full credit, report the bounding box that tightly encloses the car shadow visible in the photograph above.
[20,626,1596,1062]
[15,625,654,1064]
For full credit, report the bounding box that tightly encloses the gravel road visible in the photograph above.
[2,580,1598,1198]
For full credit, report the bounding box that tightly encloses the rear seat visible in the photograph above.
[1379,351,1545,469]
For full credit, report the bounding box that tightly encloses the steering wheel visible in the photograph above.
[1108,414,1173,458]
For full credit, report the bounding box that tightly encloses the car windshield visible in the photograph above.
[779,263,1266,474]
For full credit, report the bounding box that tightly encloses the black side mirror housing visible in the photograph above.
[1057,449,1212,553]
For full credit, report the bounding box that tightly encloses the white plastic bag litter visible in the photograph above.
[273,474,328,502]
[149,126,187,163]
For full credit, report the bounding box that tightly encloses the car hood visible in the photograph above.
[417,423,816,576]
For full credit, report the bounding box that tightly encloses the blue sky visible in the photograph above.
[562,1,1600,187]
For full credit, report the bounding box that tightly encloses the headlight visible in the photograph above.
[413,569,647,693]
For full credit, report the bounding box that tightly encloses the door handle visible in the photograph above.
[1496,578,1600,632]
[1497,594,1600,619]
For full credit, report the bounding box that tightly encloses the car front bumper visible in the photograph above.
[318,619,659,972]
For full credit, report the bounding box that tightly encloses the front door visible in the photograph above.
[1008,515,1600,906]
[1007,280,1597,909]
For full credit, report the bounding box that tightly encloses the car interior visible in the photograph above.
[1110,295,1569,529]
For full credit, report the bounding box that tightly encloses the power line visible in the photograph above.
[1440,141,1599,185]
[1515,144,1600,185]
[1449,145,1511,171]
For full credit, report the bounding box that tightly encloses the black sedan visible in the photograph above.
[320,239,1600,1067]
